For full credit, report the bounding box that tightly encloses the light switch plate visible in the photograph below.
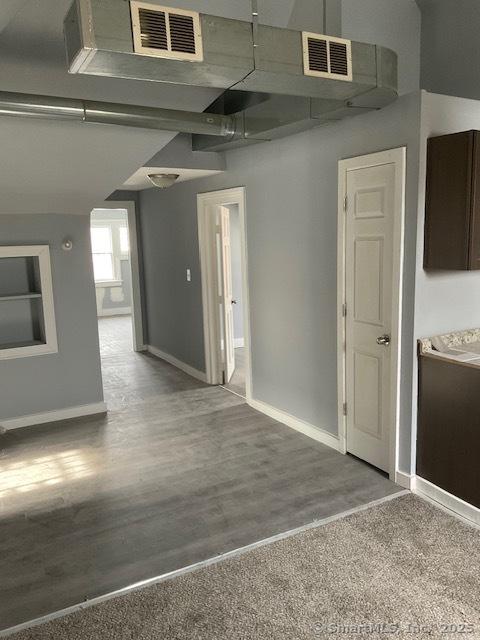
[186,268,191,282]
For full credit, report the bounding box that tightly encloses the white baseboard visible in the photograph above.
[395,470,413,490]
[248,397,341,452]
[97,308,132,317]
[234,338,245,348]
[413,476,480,527]
[146,345,207,383]
[0,402,108,432]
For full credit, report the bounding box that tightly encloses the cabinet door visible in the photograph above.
[469,132,480,269]
[424,131,474,271]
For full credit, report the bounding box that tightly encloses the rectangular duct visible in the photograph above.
[65,0,254,88]
[64,0,398,151]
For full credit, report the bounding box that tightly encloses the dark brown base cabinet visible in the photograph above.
[424,130,480,270]
[417,354,480,508]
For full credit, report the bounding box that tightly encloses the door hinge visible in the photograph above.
[343,402,348,416]
[344,195,348,213]
[342,303,347,317]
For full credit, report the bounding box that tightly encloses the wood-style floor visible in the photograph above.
[0,317,401,631]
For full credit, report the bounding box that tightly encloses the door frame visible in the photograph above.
[92,200,145,352]
[197,187,252,399]
[337,147,406,481]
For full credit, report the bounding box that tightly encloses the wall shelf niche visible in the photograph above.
[0,246,58,360]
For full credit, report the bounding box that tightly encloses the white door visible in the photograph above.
[344,160,398,472]
[219,206,235,383]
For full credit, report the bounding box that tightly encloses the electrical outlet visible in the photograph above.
[186,268,191,282]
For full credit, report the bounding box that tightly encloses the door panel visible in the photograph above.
[345,163,395,472]
[219,206,235,383]
[354,238,384,326]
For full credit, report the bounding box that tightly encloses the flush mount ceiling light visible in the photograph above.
[147,173,180,189]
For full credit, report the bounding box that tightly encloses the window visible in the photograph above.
[91,227,114,282]
[119,226,130,254]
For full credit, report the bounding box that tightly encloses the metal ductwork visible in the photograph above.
[62,0,398,150]
[0,91,236,137]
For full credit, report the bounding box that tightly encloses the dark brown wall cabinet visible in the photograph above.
[424,130,480,270]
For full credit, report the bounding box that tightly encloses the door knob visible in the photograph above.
[376,334,391,346]
[232,299,237,305]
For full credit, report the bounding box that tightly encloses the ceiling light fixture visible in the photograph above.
[147,173,180,189]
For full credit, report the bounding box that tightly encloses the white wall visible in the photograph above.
[342,0,421,96]
[410,91,480,471]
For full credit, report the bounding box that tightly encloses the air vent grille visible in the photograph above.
[169,13,196,54]
[131,2,203,62]
[307,38,328,74]
[303,33,352,81]
[139,9,167,50]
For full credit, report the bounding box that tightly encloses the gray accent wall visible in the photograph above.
[0,214,104,421]
[139,93,421,473]
[418,0,480,101]
[342,0,421,96]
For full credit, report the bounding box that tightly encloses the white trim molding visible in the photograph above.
[413,476,480,528]
[97,307,132,318]
[234,338,245,348]
[395,471,413,490]
[197,187,252,400]
[146,345,207,383]
[337,147,406,482]
[0,402,107,432]
[0,245,58,360]
[248,397,342,452]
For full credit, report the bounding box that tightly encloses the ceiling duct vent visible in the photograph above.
[303,33,352,81]
[130,1,203,62]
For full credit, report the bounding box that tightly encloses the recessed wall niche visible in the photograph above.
[0,246,58,359]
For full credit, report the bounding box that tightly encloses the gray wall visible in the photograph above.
[0,214,104,420]
[228,204,244,343]
[140,186,206,370]
[342,0,421,96]
[418,0,480,101]
[139,93,421,473]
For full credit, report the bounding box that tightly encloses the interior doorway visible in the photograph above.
[337,148,406,481]
[197,187,251,399]
[90,201,144,356]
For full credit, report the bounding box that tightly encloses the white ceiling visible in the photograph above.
[123,167,224,191]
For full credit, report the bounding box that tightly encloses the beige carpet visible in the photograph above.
[8,495,480,640]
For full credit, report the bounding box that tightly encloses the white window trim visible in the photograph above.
[0,245,58,360]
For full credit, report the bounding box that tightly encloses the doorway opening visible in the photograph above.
[197,187,251,400]
[90,201,144,393]
[337,148,406,482]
